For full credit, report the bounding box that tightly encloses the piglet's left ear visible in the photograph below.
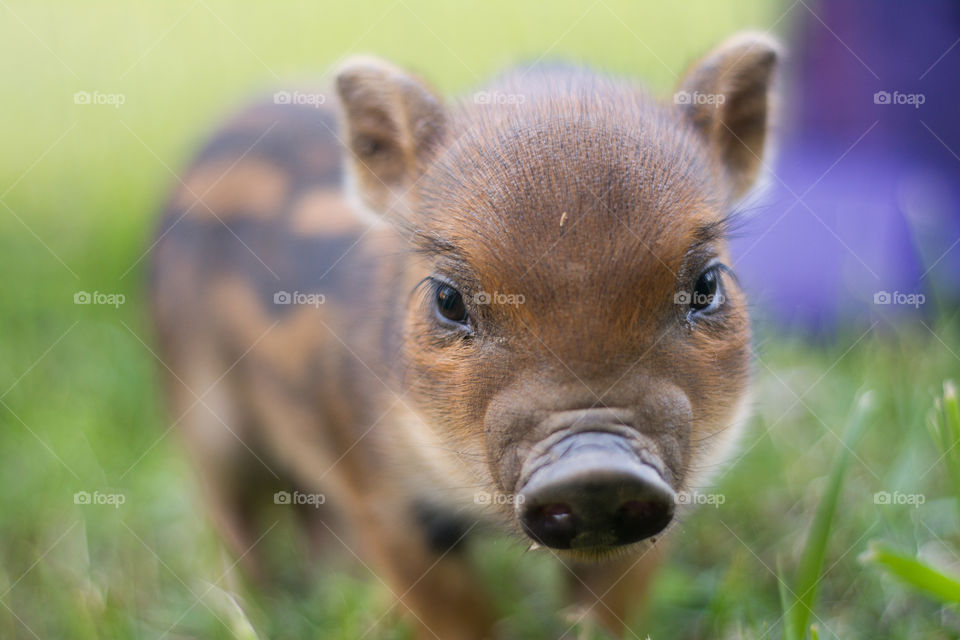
[675,32,780,201]
[336,56,448,218]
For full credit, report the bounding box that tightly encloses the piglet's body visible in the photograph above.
[152,33,778,639]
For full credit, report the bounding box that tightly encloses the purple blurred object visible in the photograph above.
[730,0,960,329]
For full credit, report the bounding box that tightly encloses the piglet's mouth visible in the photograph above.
[515,431,675,551]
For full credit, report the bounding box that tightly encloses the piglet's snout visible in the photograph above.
[517,432,674,550]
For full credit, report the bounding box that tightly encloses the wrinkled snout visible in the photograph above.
[517,432,675,550]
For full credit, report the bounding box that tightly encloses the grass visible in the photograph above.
[2,0,959,638]
[779,390,875,640]
[858,381,960,610]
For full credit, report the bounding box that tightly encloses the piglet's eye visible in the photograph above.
[435,284,469,325]
[690,268,722,312]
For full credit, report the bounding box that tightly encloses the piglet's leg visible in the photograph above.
[342,497,496,640]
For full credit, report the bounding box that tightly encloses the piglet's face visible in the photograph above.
[337,32,778,556]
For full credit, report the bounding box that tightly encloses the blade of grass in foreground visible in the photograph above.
[859,380,960,608]
[777,560,797,640]
[859,541,960,604]
[927,380,960,518]
[782,390,876,640]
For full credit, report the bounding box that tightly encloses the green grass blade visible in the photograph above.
[860,541,960,604]
[777,559,799,640]
[785,391,875,640]
[941,381,960,515]
[926,380,960,518]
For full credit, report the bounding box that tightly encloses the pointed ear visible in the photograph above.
[335,56,448,217]
[675,32,780,201]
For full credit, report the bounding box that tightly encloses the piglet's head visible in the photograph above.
[336,32,778,557]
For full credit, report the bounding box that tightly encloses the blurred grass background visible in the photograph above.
[1,0,958,638]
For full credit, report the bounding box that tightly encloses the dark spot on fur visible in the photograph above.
[413,501,472,554]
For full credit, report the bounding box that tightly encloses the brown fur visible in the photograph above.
[151,32,778,639]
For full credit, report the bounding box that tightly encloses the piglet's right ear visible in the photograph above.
[675,32,780,202]
[335,56,448,216]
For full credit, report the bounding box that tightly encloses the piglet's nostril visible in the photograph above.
[615,498,672,540]
[618,499,656,522]
[522,502,577,549]
[532,503,576,542]
[541,503,574,522]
